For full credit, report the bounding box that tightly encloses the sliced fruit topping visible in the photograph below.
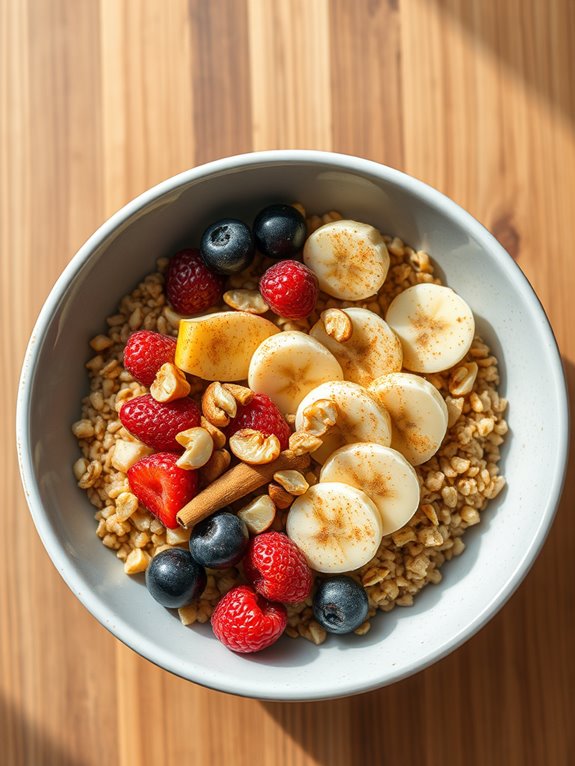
[286,482,383,574]
[303,220,390,300]
[166,249,225,315]
[211,584,287,653]
[259,259,319,320]
[385,283,475,373]
[368,372,448,465]
[294,380,391,464]
[200,219,255,275]
[225,392,291,451]
[123,330,177,387]
[309,307,402,386]
[175,311,280,382]
[127,452,199,529]
[243,530,313,604]
[145,548,206,608]
[120,394,201,452]
[313,576,369,634]
[189,509,249,569]
[253,203,307,260]
[248,331,343,415]
[320,443,420,535]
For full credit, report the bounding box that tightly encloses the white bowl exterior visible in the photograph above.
[17,151,569,700]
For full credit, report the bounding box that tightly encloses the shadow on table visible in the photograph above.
[259,357,574,766]
[0,691,85,766]
[430,0,575,127]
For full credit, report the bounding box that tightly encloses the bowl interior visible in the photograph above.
[19,154,567,700]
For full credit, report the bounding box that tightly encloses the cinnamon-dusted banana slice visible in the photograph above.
[248,331,343,414]
[385,284,475,373]
[310,307,402,386]
[368,372,448,465]
[320,443,420,535]
[303,220,390,300]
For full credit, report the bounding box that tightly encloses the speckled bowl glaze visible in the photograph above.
[17,151,569,701]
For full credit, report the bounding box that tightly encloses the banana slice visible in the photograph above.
[248,331,343,414]
[310,307,402,386]
[385,283,475,373]
[286,482,383,573]
[368,372,448,465]
[295,380,392,464]
[175,311,279,381]
[320,443,420,536]
[303,220,390,300]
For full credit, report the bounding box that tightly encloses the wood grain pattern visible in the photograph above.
[2,0,574,764]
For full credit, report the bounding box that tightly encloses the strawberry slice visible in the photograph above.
[127,452,198,529]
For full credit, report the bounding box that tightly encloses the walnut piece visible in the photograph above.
[273,470,309,496]
[237,494,276,534]
[223,289,270,315]
[175,427,214,470]
[229,429,281,465]
[150,362,191,402]
[321,308,353,343]
[302,398,338,437]
[202,382,237,427]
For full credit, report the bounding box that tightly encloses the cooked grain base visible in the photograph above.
[72,210,507,645]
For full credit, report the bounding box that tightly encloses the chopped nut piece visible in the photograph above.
[200,416,226,449]
[223,289,269,315]
[446,396,465,428]
[178,603,197,625]
[302,398,338,437]
[229,429,281,465]
[321,308,353,342]
[89,334,114,352]
[199,448,231,484]
[111,439,153,473]
[175,427,214,470]
[273,470,309,496]
[238,494,276,534]
[449,362,478,397]
[289,430,323,456]
[202,382,237,427]
[222,383,254,405]
[268,483,294,509]
[150,362,191,402]
[354,621,371,636]
[124,549,151,575]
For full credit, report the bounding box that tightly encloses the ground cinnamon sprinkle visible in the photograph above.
[72,209,507,645]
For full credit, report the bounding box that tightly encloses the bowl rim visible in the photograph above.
[16,149,570,701]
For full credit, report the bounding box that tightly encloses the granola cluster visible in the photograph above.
[73,210,507,643]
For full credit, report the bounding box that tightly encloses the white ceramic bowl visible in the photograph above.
[17,151,568,701]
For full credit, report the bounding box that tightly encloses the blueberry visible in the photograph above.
[189,510,249,569]
[312,576,369,635]
[200,219,255,275]
[253,204,307,260]
[145,548,206,609]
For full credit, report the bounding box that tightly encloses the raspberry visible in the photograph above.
[225,393,290,450]
[243,531,313,604]
[119,394,201,452]
[123,330,177,387]
[211,585,287,653]
[166,249,225,315]
[128,452,198,529]
[259,260,318,320]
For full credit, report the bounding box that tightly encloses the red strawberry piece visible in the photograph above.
[127,452,198,529]
[211,585,287,653]
[225,393,291,450]
[244,531,313,604]
[259,259,319,320]
[119,394,200,452]
[166,248,225,315]
[123,330,177,387]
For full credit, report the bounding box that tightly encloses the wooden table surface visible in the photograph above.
[2,1,574,764]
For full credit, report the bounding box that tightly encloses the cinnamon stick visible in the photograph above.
[176,450,311,528]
